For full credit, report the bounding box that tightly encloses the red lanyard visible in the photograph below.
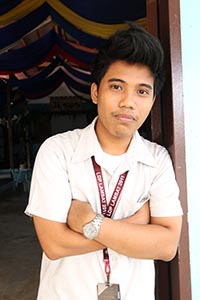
[92,156,128,281]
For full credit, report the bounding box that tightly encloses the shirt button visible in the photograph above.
[110,254,118,261]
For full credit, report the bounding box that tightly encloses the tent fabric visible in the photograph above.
[0,30,56,74]
[0,0,146,102]
[0,30,95,74]
[6,57,91,99]
[48,0,134,38]
[0,0,44,25]
[49,8,107,48]
[12,69,91,99]
[8,59,59,87]
[0,0,145,24]
[0,0,146,37]
[60,0,145,24]
[0,4,49,49]
[0,4,106,50]
[8,58,91,87]
[0,0,22,16]
[20,70,64,99]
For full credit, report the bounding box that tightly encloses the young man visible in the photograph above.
[25,23,183,299]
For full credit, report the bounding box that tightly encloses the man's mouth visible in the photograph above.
[113,112,137,122]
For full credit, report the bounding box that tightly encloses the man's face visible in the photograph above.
[91,61,155,152]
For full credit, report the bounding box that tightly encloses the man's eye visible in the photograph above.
[138,89,149,95]
[111,84,122,91]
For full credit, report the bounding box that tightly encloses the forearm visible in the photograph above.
[33,216,105,260]
[95,216,182,261]
[67,200,182,261]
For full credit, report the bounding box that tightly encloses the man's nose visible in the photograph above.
[119,91,137,109]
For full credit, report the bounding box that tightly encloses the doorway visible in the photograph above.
[146,0,191,299]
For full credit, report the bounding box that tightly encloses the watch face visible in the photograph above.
[83,223,98,240]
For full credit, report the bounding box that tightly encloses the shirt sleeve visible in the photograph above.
[25,136,72,222]
[149,146,183,217]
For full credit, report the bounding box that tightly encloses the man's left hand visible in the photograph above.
[67,200,97,233]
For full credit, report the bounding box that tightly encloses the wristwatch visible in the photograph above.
[83,214,104,240]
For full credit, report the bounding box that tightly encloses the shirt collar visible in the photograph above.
[71,117,98,163]
[126,131,157,168]
[72,117,156,168]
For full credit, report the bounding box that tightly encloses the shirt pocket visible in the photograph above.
[114,172,152,219]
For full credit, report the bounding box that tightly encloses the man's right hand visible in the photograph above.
[122,201,150,225]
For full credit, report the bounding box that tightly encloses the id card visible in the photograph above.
[97,283,121,300]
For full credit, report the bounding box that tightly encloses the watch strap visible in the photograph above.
[92,213,104,227]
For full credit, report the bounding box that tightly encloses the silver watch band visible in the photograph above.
[82,213,104,240]
[92,213,104,227]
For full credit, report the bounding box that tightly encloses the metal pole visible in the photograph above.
[6,85,14,169]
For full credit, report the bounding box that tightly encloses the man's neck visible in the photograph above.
[96,133,132,155]
[94,118,135,155]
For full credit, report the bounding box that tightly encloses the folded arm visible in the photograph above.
[33,201,149,260]
[67,200,182,261]
[95,215,182,261]
[33,216,105,260]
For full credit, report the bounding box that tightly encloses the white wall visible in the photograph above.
[180,0,200,299]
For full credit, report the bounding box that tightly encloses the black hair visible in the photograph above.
[91,23,165,96]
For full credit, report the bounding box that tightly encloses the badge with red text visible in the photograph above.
[97,283,121,300]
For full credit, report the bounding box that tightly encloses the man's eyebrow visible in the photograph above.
[108,78,125,83]
[108,79,153,90]
[139,83,153,90]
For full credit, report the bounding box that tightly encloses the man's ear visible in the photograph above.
[91,83,98,104]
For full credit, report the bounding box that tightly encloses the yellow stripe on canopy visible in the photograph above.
[0,0,146,38]
[47,0,146,38]
[0,0,44,26]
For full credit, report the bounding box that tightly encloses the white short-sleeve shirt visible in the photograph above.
[25,117,183,300]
